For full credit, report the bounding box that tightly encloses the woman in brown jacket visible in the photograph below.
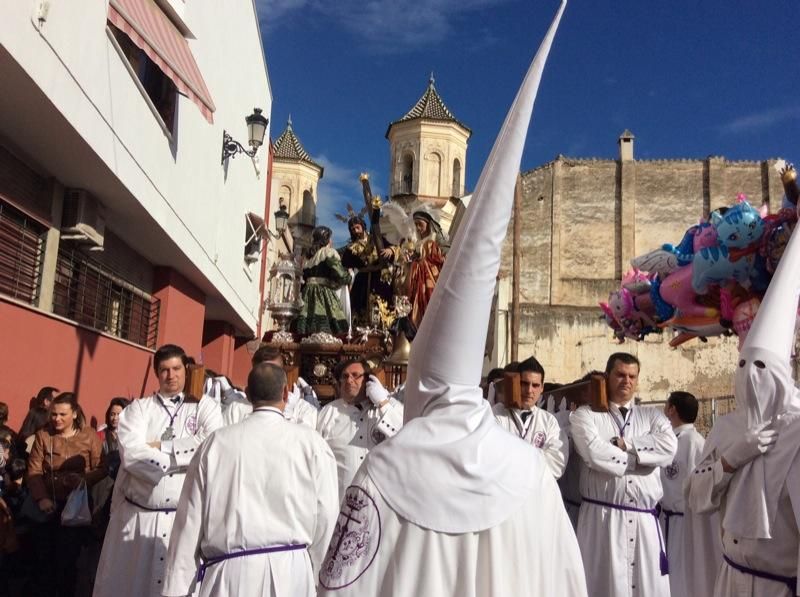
[27,392,104,597]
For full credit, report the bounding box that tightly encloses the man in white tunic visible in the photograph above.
[318,5,587,595]
[685,207,800,597]
[493,356,568,478]
[162,362,339,597]
[660,390,721,597]
[316,359,403,501]
[571,352,677,597]
[217,345,318,429]
[94,344,223,597]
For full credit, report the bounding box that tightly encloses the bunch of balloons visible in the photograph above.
[600,161,799,348]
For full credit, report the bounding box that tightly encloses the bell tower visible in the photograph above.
[270,116,324,249]
[386,75,471,215]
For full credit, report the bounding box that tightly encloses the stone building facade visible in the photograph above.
[496,132,786,400]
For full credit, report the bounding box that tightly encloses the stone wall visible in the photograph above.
[497,143,785,400]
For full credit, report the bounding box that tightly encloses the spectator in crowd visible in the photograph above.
[482,367,505,401]
[26,392,105,597]
[18,387,58,455]
[0,403,17,449]
[97,398,129,480]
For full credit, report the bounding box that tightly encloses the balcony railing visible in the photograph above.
[52,245,159,349]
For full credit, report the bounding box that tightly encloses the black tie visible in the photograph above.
[171,396,181,404]
[618,406,628,419]
[520,410,532,423]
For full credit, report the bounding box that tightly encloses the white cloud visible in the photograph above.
[257,0,512,51]
[313,154,384,245]
[719,106,800,135]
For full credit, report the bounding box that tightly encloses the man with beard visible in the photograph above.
[338,214,395,325]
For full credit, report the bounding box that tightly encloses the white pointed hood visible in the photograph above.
[366,0,568,533]
[715,202,800,539]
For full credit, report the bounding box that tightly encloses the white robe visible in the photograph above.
[222,389,318,429]
[94,394,223,597]
[162,408,339,597]
[571,402,677,597]
[557,410,583,528]
[317,460,587,597]
[685,415,800,597]
[316,398,404,501]
[492,402,568,478]
[659,423,722,597]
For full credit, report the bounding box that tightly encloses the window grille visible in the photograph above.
[52,244,160,348]
[0,200,46,306]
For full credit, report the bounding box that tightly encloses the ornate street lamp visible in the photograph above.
[221,108,269,164]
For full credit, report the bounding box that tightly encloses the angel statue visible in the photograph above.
[335,203,396,326]
[294,226,352,335]
[381,202,448,329]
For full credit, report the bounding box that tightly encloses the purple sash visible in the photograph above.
[198,543,308,581]
[723,554,797,594]
[582,496,668,575]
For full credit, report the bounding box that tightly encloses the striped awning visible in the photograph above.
[108,0,216,123]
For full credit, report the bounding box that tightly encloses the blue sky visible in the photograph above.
[257,0,800,241]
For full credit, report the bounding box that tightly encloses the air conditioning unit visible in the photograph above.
[61,189,106,250]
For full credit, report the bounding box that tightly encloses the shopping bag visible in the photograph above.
[61,480,91,526]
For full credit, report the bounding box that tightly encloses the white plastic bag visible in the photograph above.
[61,480,91,526]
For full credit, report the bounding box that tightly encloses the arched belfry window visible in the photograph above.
[401,154,414,194]
[452,159,462,197]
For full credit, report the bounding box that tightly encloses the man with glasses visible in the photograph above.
[316,359,403,501]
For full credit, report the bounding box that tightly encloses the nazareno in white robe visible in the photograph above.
[318,4,587,596]
[493,402,569,478]
[162,407,339,597]
[570,402,677,597]
[316,397,404,502]
[222,387,318,429]
[318,459,586,597]
[659,422,721,597]
[93,393,223,597]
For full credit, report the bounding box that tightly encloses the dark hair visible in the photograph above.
[305,226,333,259]
[0,403,8,427]
[486,368,505,384]
[503,361,520,373]
[50,393,86,431]
[334,358,372,382]
[7,457,26,481]
[518,356,545,382]
[19,407,50,440]
[348,216,367,238]
[105,398,131,429]
[667,391,699,424]
[605,352,640,375]
[246,363,287,405]
[252,345,283,366]
[32,386,58,410]
[153,344,189,373]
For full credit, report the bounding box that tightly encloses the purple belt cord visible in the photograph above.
[723,554,797,594]
[124,496,176,513]
[582,496,669,575]
[198,544,308,581]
